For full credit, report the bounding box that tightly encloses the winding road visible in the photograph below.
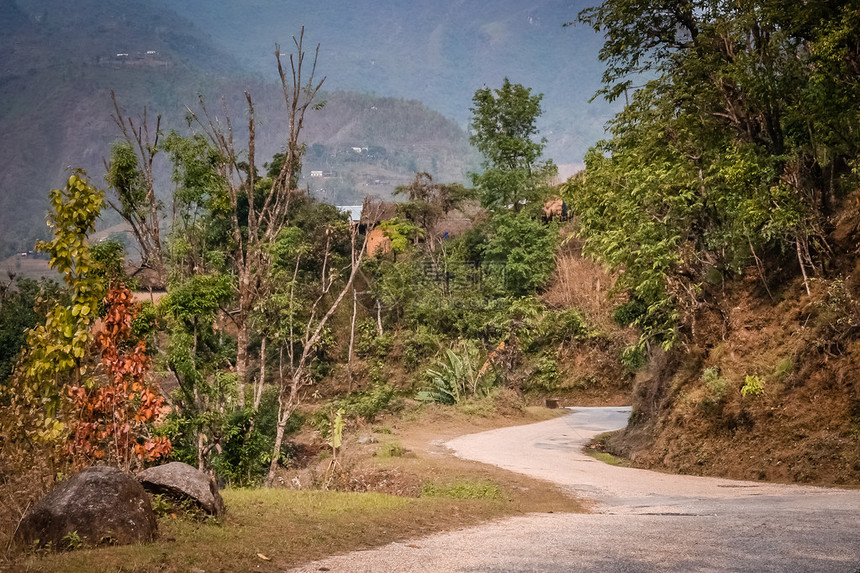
[292,407,860,572]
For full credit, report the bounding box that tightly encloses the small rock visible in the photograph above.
[16,466,157,550]
[137,462,225,516]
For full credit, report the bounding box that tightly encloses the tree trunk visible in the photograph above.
[254,335,266,411]
[376,299,383,335]
[266,384,298,486]
[197,432,206,471]
[796,236,811,296]
[235,312,249,409]
[266,418,288,487]
[347,288,357,390]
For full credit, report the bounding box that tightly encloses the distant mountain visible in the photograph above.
[0,0,481,259]
[0,0,239,76]
[157,0,618,165]
[0,0,242,258]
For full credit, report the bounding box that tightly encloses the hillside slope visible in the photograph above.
[606,194,860,486]
[0,1,478,258]
[158,0,618,167]
[0,0,241,257]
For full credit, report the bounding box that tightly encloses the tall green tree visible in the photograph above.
[470,78,557,210]
[161,273,235,470]
[481,211,558,297]
[2,172,106,442]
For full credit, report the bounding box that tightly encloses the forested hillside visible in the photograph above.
[0,0,240,258]
[565,0,860,484]
[0,1,479,259]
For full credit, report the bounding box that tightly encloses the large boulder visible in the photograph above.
[15,466,157,549]
[137,462,225,517]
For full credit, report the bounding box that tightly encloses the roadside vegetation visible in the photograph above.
[568,1,860,484]
[1,0,859,568]
[12,404,580,573]
[0,26,610,569]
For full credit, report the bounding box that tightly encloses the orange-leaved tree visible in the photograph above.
[67,285,171,470]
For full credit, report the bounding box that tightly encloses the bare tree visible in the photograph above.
[265,212,377,485]
[105,91,166,286]
[186,28,325,407]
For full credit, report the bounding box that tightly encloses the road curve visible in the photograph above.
[291,407,860,572]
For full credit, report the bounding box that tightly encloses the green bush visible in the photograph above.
[376,441,406,458]
[528,354,560,392]
[210,388,303,486]
[314,384,396,437]
[613,298,648,328]
[554,308,590,341]
[61,530,84,551]
[416,340,497,404]
[130,301,160,342]
[523,307,589,353]
[344,384,395,420]
[355,319,393,358]
[481,211,558,296]
[741,375,765,397]
[702,367,729,399]
[699,366,730,411]
[355,319,378,357]
[772,357,794,381]
[403,325,442,370]
[620,345,647,372]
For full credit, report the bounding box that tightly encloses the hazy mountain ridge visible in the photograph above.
[0,0,249,256]
[1,0,239,77]
[154,0,617,164]
[0,0,612,259]
[0,1,481,259]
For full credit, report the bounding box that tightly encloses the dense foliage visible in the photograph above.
[0,278,61,385]
[568,0,860,352]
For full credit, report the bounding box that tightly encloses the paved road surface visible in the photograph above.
[291,407,860,572]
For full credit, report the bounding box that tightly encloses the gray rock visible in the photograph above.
[15,466,157,549]
[137,462,225,516]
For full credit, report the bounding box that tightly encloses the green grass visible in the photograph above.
[376,441,406,458]
[421,479,506,500]
[12,485,518,572]
[584,431,629,467]
[585,450,628,467]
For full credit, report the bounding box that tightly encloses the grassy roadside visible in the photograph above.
[10,405,583,573]
[583,431,629,467]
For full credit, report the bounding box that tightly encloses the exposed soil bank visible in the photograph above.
[607,194,860,486]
